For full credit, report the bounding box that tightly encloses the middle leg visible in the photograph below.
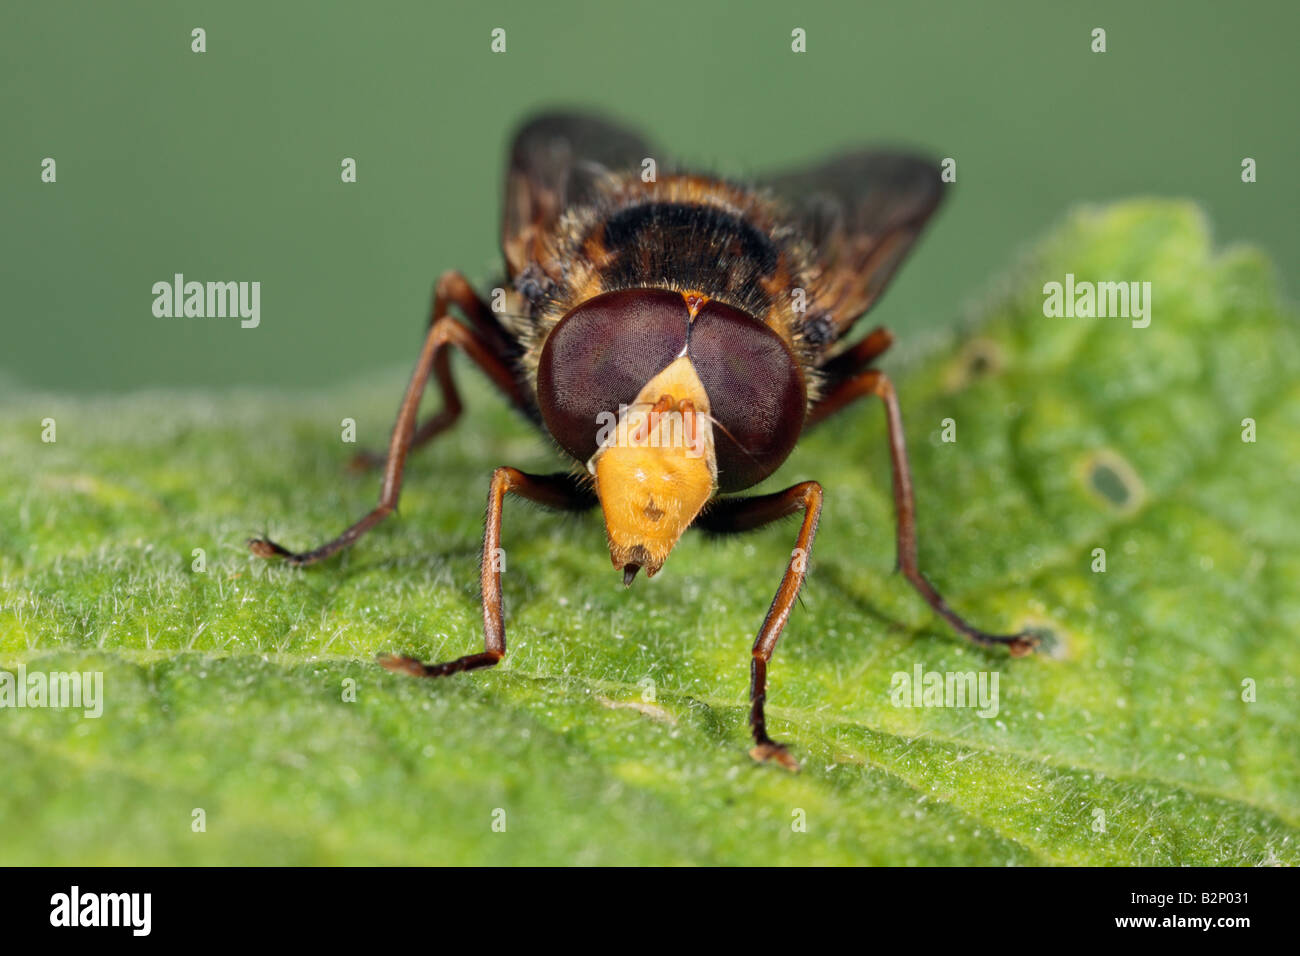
[249,315,526,566]
[350,270,525,471]
[809,368,1037,656]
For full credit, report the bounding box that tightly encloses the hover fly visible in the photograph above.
[250,112,1039,770]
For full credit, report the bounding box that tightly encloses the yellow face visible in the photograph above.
[589,355,717,581]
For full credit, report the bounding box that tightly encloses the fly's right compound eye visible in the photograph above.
[537,289,691,465]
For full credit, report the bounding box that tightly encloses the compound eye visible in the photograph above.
[689,301,806,491]
[537,289,690,464]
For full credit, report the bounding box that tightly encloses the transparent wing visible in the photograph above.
[502,112,655,276]
[764,150,946,337]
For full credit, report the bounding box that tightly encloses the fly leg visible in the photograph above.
[696,482,824,771]
[349,270,525,471]
[809,368,1037,655]
[379,469,596,676]
[814,325,895,389]
[249,310,526,566]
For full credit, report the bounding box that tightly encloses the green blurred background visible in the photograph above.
[2,0,1295,394]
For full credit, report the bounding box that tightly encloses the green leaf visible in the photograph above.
[2,200,1297,865]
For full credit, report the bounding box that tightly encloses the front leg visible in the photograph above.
[380,468,595,677]
[697,481,824,771]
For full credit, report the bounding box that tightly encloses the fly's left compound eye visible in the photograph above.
[688,301,806,491]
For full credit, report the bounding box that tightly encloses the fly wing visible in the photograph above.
[502,112,655,277]
[764,151,946,340]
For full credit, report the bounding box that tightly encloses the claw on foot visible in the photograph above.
[750,739,800,772]
[1004,633,1040,658]
[377,653,427,676]
[968,628,1040,658]
[247,537,286,560]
